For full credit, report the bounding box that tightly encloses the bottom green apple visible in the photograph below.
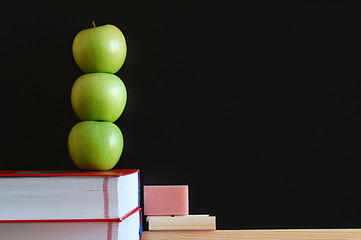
[68,121,123,170]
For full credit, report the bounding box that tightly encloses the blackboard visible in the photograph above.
[1,1,360,230]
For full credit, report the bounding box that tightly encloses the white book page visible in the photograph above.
[118,210,141,240]
[117,172,139,218]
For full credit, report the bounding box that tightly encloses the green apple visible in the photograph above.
[68,121,124,170]
[71,73,127,122]
[72,23,127,73]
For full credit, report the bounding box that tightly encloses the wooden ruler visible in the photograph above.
[142,229,361,240]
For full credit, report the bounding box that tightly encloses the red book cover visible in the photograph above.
[0,169,139,177]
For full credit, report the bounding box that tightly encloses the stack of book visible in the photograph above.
[144,185,216,231]
[0,169,142,240]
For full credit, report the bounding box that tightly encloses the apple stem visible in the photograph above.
[92,21,96,28]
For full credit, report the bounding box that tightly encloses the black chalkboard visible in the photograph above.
[1,1,360,230]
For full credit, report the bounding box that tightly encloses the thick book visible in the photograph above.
[0,207,142,240]
[0,169,140,221]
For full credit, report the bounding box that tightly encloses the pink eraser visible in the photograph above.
[144,185,189,216]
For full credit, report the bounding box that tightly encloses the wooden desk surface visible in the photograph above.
[142,229,361,240]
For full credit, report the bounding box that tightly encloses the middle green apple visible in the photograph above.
[71,73,127,122]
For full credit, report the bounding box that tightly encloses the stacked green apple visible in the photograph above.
[68,22,127,170]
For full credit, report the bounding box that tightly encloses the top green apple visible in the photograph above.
[72,23,127,73]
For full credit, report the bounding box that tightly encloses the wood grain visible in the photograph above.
[142,229,361,240]
[147,215,216,230]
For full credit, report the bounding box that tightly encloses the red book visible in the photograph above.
[0,207,142,240]
[0,169,140,221]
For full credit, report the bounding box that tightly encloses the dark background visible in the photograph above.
[1,1,360,230]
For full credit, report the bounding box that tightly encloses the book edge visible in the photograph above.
[0,207,142,223]
[0,169,139,177]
